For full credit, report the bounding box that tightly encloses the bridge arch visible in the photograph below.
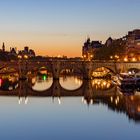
[28,79,85,96]
[117,62,140,74]
[127,68,140,74]
[28,64,52,74]
[32,78,53,92]
[59,64,84,77]
[0,65,19,73]
[91,66,116,79]
[59,76,83,91]
[92,65,116,74]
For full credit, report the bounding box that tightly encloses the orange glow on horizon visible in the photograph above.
[1,41,82,57]
[0,31,115,57]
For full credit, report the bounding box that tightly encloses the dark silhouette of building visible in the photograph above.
[0,43,36,61]
[105,37,113,47]
[18,46,35,58]
[2,42,5,52]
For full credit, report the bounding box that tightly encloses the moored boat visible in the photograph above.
[117,72,140,92]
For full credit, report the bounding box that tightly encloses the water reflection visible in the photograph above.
[18,96,29,105]
[59,76,83,90]
[91,79,113,90]
[1,75,140,123]
[0,74,18,91]
[32,75,53,91]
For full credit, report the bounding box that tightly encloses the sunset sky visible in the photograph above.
[0,0,140,57]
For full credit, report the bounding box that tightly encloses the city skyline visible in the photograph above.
[0,0,140,57]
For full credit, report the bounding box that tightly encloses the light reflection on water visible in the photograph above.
[32,76,53,91]
[59,76,83,90]
[0,96,140,140]
[32,76,83,91]
[0,76,140,140]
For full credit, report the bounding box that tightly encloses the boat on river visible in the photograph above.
[114,73,140,92]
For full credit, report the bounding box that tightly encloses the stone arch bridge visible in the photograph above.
[0,80,117,98]
[0,60,140,79]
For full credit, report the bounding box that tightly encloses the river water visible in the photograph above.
[0,75,140,140]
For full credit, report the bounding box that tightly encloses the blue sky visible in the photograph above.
[0,0,140,56]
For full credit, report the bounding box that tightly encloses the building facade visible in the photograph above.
[124,29,140,61]
[82,29,140,61]
[0,43,36,61]
[82,38,103,60]
[18,46,35,58]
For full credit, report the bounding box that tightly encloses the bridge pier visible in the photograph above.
[52,80,61,97]
[83,61,93,80]
[52,61,60,80]
[18,61,28,80]
[83,80,93,104]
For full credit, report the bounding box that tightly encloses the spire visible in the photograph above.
[2,42,5,52]
[87,35,91,43]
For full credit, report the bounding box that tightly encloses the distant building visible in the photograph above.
[105,37,113,47]
[124,29,140,61]
[0,42,10,61]
[0,43,36,61]
[82,29,140,61]
[82,38,103,60]
[18,46,36,58]
[10,47,17,56]
[126,29,140,48]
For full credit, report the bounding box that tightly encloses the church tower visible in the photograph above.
[2,42,5,52]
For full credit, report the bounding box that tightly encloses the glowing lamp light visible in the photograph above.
[57,55,62,58]
[132,57,137,62]
[124,57,128,62]
[83,55,86,58]
[115,55,119,59]
[90,55,93,58]
[0,78,2,86]
[137,106,140,112]
[24,55,28,59]
[103,81,107,86]
[18,55,22,59]
[43,75,47,81]
[128,71,132,75]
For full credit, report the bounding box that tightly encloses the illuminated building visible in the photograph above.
[82,38,103,60]
[82,29,140,61]
[126,29,140,48]
[124,29,140,61]
[18,46,36,58]
[0,43,36,60]
[109,29,140,61]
